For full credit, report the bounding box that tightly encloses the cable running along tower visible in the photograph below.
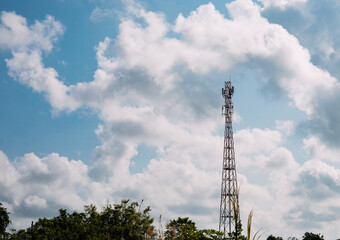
[219,81,238,238]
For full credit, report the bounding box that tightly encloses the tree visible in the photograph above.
[164,217,197,240]
[29,209,90,240]
[185,229,223,240]
[164,217,224,240]
[101,199,155,240]
[0,203,11,235]
[267,235,283,240]
[6,199,154,240]
[302,232,324,240]
[84,204,105,239]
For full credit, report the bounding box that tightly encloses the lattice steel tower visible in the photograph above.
[219,81,238,238]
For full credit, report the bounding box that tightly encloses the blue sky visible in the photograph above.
[1,0,340,238]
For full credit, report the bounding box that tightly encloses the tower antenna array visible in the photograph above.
[219,81,239,238]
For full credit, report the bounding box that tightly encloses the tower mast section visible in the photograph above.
[219,81,238,239]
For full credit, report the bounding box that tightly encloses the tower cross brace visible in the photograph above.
[219,81,239,239]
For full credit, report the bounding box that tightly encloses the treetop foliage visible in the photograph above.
[267,235,283,240]
[1,199,154,240]
[0,203,11,235]
[0,200,327,240]
[302,232,324,240]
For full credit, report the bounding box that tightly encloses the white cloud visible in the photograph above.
[90,8,118,22]
[303,136,340,163]
[235,128,282,168]
[0,11,64,52]
[24,195,47,209]
[263,147,298,171]
[275,120,296,136]
[3,0,339,120]
[0,11,79,113]
[259,0,307,9]
[0,151,90,229]
[15,153,49,175]
[82,0,338,119]
[0,151,20,204]
[2,125,340,237]
[0,146,221,229]
[233,128,340,238]
[286,159,340,235]
[6,50,80,112]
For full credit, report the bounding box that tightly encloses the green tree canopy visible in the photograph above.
[164,217,224,240]
[267,235,283,240]
[4,199,155,240]
[101,199,155,240]
[0,203,11,235]
[164,217,197,240]
[302,232,324,240]
[185,229,223,240]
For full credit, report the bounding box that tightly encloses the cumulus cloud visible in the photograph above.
[275,120,296,136]
[3,0,340,133]
[0,151,90,227]
[0,151,20,203]
[234,128,282,168]
[286,159,340,235]
[67,0,336,118]
[234,128,340,238]
[259,0,307,9]
[90,8,118,22]
[303,136,340,163]
[83,0,340,149]
[0,124,290,232]
[306,85,340,146]
[24,196,48,209]
[1,125,340,237]
[0,11,79,113]
[0,11,64,52]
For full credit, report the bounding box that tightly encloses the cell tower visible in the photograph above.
[219,81,239,238]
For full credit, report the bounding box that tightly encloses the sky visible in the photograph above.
[1,0,340,238]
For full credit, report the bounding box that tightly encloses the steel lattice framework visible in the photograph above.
[219,81,238,239]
